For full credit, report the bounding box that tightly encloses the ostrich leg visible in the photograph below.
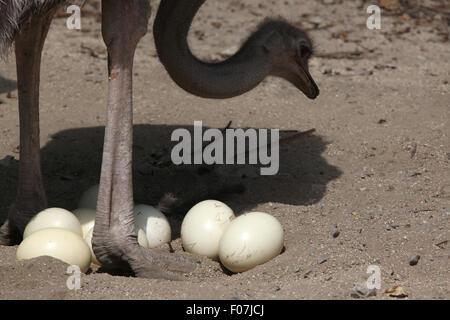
[92,0,196,279]
[0,13,54,245]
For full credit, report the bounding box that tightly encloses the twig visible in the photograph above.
[410,143,418,159]
[193,120,233,156]
[241,128,316,159]
[315,51,366,60]
[304,23,336,32]
[435,240,448,248]
[279,128,316,146]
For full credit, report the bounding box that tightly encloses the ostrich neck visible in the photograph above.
[154,0,272,99]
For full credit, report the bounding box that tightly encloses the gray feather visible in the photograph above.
[0,0,67,57]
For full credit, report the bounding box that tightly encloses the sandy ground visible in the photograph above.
[0,0,449,300]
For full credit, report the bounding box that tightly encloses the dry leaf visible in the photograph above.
[385,285,408,298]
[352,211,360,216]
[379,0,401,11]
[400,13,411,21]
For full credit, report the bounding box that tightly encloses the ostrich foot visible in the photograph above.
[129,246,198,280]
[0,220,15,246]
[0,201,46,245]
[95,237,198,280]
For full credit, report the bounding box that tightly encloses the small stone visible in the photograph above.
[310,17,322,25]
[350,283,377,298]
[303,270,313,278]
[293,267,301,273]
[409,255,420,266]
[317,257,328,265]
[332,230,340,238]
[269,286,281,293]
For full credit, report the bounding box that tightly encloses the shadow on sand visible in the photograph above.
[0,124,341,238]
[0,74,17,95]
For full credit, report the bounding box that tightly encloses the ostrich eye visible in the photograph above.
[298,44,312,59]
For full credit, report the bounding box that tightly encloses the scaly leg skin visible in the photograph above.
[92,0,197,279]
[0,12,54,246]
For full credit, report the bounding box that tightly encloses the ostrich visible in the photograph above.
[0,0,319,279]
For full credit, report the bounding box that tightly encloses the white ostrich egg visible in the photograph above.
[84,227,100,266]
[181,200,235,260]
[17,228,91,273]
[73,208,96,237]
[134,204,171,248]
[78,184,99,210]
[219,212,284,273]
[137,228,149,248]
[23,208,82,239]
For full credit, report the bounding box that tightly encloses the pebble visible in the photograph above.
[269,286,281,293]
[350,284,377,298]
[332,230,340,238]
[409,255,420,266]
[318,257,328,265]
[303,270,313,278]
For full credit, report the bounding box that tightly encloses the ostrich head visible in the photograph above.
[260,21,319,99]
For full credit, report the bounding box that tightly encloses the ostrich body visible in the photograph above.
[0,0,319,278]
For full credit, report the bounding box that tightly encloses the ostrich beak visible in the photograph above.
[294,61,319,99]
[272,60,320,99]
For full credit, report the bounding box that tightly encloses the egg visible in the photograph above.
[78,184,99,210]
[219,212,284,273]
[181,200,235,260]
[73,208,96,238]
[136,229,149,248]
[23,208,82,239]
[134,204,171,248]
[83,227,100,266]
[17,228,91,273]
